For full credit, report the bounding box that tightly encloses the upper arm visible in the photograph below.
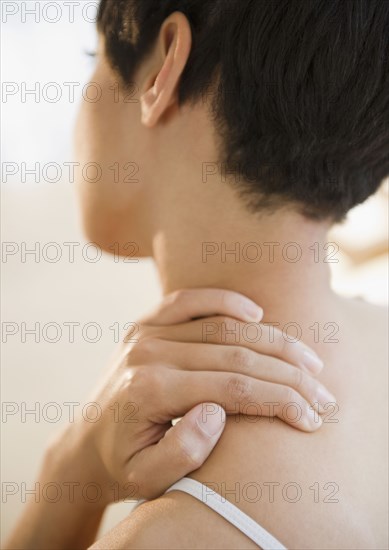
[89,417,291,549]
[89,491,258,549]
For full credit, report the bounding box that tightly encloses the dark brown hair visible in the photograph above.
[98,0,389,221]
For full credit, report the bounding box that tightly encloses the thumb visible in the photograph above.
[127,403,226,500]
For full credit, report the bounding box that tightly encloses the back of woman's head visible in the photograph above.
[98,0,389,221]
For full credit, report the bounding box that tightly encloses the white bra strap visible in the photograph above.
[163,477,287,550]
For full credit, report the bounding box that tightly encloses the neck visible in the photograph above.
[151,206,337,329]
[144,107,341,358]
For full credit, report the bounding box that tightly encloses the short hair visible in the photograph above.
[97,0,389,221]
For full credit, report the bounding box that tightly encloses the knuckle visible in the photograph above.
[291,367,305,392]
[218,316,242,343]
[126,470,146,499]
[226,375,253,404]
[229,347,252,371]
[218,289,230,310]
[126,366,163,400]
[124,337,164,367]
[217,315,233,326]
[167,288,189,307]
[272,329,287,356]
[124,345,141,366]
[224,316,240,331]
[134,337,160,359]
[174,433,204,470]
[282,387,301,407]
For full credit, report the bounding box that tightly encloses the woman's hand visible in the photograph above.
[62,288,333,504]
[5,288,335,550]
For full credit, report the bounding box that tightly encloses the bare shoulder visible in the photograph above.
[340,295,388,354]
[90,491,255,549]
[341,295,388,325]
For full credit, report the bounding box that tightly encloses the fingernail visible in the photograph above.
[305,406,322,430]
[196,404,226,437]
[302,350,323,374]
[242,299,263,322]
[316,385,337,408]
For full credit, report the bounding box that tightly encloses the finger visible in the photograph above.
[133,338,335,412]
[126,403,226,500]
[141,288,263,326]
[160,369,323,433]
[147,317,324,374]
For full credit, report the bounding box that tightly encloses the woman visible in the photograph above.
[5,0,388,548]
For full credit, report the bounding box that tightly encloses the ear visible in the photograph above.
[140,12,192,127]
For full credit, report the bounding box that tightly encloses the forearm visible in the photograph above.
[4,430,108,550]
[5,497,103,550]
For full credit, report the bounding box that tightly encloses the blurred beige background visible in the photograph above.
[1,1,388,543]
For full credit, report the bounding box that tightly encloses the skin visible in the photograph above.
[84,13,386,549]
[3,287,333,549]
[5,11,388,550]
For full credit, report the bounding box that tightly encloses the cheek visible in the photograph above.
[74,70,146,249]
